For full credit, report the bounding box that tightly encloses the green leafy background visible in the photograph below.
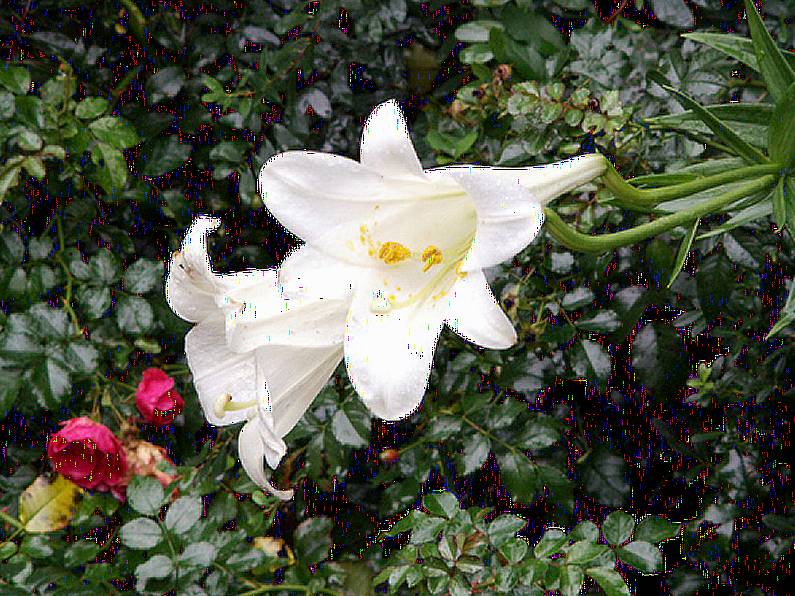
[0,0,792,594]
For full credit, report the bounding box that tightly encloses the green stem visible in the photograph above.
[601,162,781,207]
[545,175,776,254]
[239,585,342,596]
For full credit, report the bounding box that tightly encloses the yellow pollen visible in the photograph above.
[377,241,412,265]
[421,245,443,272]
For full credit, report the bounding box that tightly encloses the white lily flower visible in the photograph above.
[257,100,606,422]
[166,216,346,499]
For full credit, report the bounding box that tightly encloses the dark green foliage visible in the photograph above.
[1,1,792,594]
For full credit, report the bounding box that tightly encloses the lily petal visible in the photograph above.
[441,168,544,272]
[184,320,265,426]
[344,271,445,421]
[278,245,357,301]
[359,99,424,179]
[238,418,294,500]
[165,216,223,322]
[445,269,517,349]
[485,153,607,206]
[260,343,343,437]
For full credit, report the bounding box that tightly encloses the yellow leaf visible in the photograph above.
[18,475,83,533]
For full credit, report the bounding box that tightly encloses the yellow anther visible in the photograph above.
[421,245,443,272]
[455,260,468,279]
[377,241,412,265]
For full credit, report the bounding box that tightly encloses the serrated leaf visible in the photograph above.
[75,97,109,119]
[179,541,217,567]
[460,432,490,474]
[165,496,202,534]
[616,541,663,573]
[634,516,681,543]
[559,565,585,596]
[121,517,162,549]
[18,475,82,532]
[533,528,567,558]
[146,66,185,104]
[581,446,629,507]
[603,511,635,546]
[135,554,173,590]
[139,135,191,177]
[116,295,154,334]
[587,567,630,596]
[423,491,459,519]
[0,66,31,94]
[89,117,139,149]
[127,476,165,516]
[498,450,539,503]
[488,514,526,546]
[123,259,163,294]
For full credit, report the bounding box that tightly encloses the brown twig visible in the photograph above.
[606,0,633,25]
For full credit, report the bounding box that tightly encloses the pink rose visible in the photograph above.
[47,417,128,495]
[135,368,184,426]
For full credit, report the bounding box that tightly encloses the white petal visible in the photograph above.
[165,217,222,322]
[344,271,445,421]
[261,344,343,437]
[359,100,424,178]
[445,269,516,349]
[278,245,357,301]
[445,153,606,206]
[185,320,264,426]
[443,168,544,272]
[238,418,294,500]
[226,294,348,351]
[258,151,464,266]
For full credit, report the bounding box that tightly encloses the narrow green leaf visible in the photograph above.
[682,33,795,73]
[769,82,795,167]
[773,177,787,232]
[662,85,769,164]
[766,278,795,339]
[743,0,795,103]
[668,219,699,288]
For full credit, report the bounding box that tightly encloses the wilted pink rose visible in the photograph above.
[135,368,184,426]
[47,417,127,495]
[117,438,179,500]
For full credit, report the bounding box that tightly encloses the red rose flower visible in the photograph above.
[135,368,184,426]
[47,417,127,494]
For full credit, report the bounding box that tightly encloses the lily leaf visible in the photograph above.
[766,277,795,340]
[769,82,795,167]
[668,219,699,288]
[742,0,795,103]
[682,33,795,74]
[662,86,769,164]
[18,475,82,533]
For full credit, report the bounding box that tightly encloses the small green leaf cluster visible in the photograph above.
[377,491,679,595]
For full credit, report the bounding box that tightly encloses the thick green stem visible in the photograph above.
[545,175,776,254]
[601,162,781,207]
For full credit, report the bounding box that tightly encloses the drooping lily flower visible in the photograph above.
[166,217,347,499]
[258,100,606,421]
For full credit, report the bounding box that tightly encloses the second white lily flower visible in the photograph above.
[258,100,606,421]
